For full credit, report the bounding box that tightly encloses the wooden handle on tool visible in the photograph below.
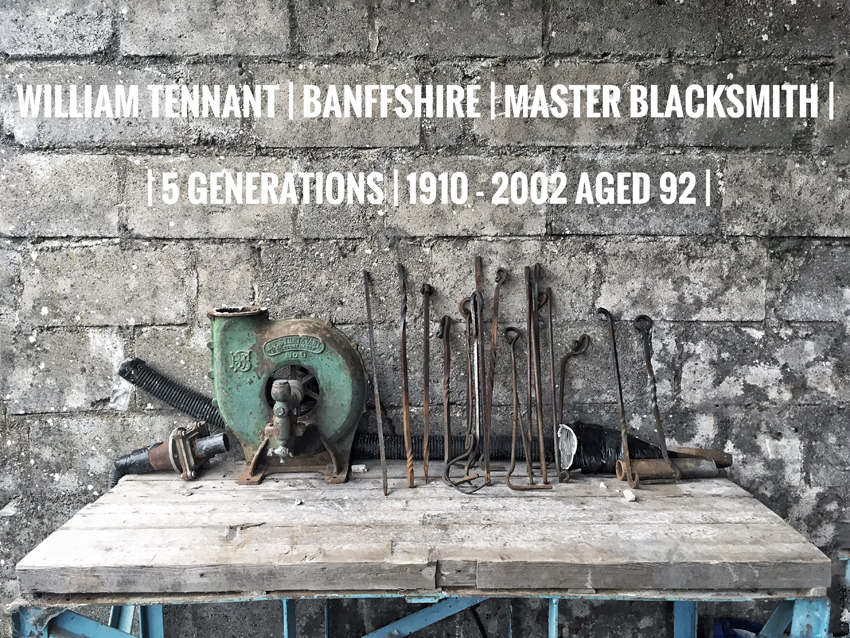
[617,458,718,481]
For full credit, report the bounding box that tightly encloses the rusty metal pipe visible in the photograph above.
[618,457,718,481]
[524,267,536,484]
[668,447,733,468]
[545,286,567,482]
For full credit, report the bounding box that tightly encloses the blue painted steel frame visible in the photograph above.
[14,605,165,638]
[12,595,832,638]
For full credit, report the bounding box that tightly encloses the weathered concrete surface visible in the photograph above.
[549,0,721,58]
[1,327,125,414]
[1,1,849,636]
[119,0,290,57]
[724,156,850,237]
[294,0,371,56]
[374,0,544,58]
[548,153,723,236]
[0,154,121,237]
[0,2,113,57]
[639,62,818,150]
[19,242,196,327]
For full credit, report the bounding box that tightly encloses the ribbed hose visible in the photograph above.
[118,358,225,429]
[353,433,553,462]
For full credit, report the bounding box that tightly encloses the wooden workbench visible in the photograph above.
[17,460,830,601]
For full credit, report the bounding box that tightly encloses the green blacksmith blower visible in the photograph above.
[111,306,368,487]
[207,306,368,485]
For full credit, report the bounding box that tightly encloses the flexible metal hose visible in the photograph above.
[118,358,225,429]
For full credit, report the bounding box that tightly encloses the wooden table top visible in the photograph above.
[16,460,830,600]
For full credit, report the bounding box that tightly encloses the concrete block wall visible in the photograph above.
[1,1,848,636]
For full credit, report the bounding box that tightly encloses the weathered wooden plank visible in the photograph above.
[475,560,831,591]
[117,461,752,498]
[63,494,787,530]
[19,562,438,595]
[16,461,830,596]
[21,522,824,566]
[20,586,829,611]
[17,520,829,594]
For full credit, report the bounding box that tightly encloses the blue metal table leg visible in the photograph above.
[324,599,329,638]
[13,606,48,638]
[49,610,136,637]
[789,599,829,638]
[548,598,559,638]
[139,605,164,638]
[758,600,794,638]
[674,601,697,638]
[282,599,296,638]
[360,597,488,638]
[108,604,135,633]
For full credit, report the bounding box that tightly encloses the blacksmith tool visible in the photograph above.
[421,283,434,483]
[633,314,680,480]
[545,286,569,482]
[471,290,488,482]
[437,315,452,464]
[505,327,550,491]
[558,335,591,425]
[397,263,415,488]
[598,307,639,488]
[484,268,507,484]
[443,298,484,494]
[530,265,548,484]
[363,271,389,495]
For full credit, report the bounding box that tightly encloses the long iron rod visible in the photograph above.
[545,286,565,482]
[362,271,388,495]
[438,315,452,464]
[398,263,414,488]
[524,267,536,484]
[598,307,638,488]
[421,283,434,484]
[531,265,548,484]
[558,335,591,425]
[634,314,680,480]
[485,268,507,485]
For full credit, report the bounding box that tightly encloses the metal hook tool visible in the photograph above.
[558,334,591,426]
[505,327,551,491]
[598,307,639,489]
[443,297,484,494]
